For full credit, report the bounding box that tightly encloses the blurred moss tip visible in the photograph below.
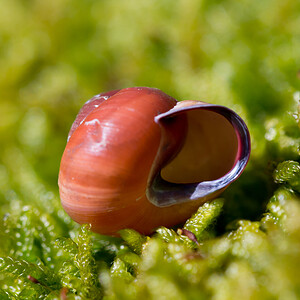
[273,160,300,183]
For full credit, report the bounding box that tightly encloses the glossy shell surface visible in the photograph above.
[58,87,250,235]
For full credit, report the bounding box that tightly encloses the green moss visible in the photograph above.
[0,0,300,298]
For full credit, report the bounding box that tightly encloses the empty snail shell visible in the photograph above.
[58,87,250,236]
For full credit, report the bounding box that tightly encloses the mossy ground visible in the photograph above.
[0,0,300,299]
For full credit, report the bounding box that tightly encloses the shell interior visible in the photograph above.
[147,104,250,207]
[161,109,238,183]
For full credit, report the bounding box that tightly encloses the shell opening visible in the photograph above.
[160,109,239,184]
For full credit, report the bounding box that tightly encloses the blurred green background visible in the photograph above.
[1,0,300,298]
[1,0,299,213]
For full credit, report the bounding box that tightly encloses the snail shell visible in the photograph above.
[58,87,250,236]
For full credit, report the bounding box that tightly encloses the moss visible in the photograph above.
[0,0,300,298]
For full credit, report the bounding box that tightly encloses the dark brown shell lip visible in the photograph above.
[147,103,251,207]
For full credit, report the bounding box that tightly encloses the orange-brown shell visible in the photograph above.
[58,87,250,236]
